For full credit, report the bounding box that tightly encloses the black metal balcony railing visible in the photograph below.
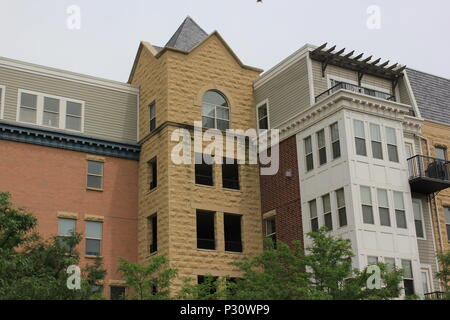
[315,81,396,103]
[424,291,447,300]
[407,155,450,194]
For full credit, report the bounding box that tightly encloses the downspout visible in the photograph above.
[416,133,445,253]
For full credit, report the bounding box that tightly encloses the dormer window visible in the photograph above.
[201,90,229,130]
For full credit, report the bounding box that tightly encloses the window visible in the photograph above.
[222,158,239,190]
[19,92,37,124]
[445,207,450,242]
[202,90,229,130]
[336,188,347,227]
[85,221,102,256]
[304,136,314,171]
[436,146,447,160]
[360,186,374,224]
[224,214,242,252]
[370,124,383,160]
[421,269,431,294]
[148,157,157,190]
[412,200,424,239]
[87,161,103,190]
[148,215,157,253]
[110,286,125,300]
[149,101,156,132]
[401,260,415,296]
[43,97,59,128]
[257,103,269,130]
[57,218,76,252]
[264,218,276,247]
[309,199,319,232]
[368,256,378,265]
[394,192,407,229]
[322,194,332,230]
[196,210,215,250]
[195,153,213,186]
[354,120,367,156]
[317,129,327,165]
[330,122,341,159]
[18,90,83,132]
[0,85,5,119]
[386,127,399,162]
[377,189,391,227]
[385,258,396,272]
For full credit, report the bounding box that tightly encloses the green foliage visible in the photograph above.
[228,228,403,300]
[117,255,177,300]
[0,192,106,300]
[436,251,450,300]
[177,275,227,300]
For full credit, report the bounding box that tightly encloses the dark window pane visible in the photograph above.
[396,210,407,229]
[332,141,341,159]
[67,101,82,116]
[88,161,103,175]
[87,175,102,189]
[150,118,156,131]
[311,218,319,232]
[403,279,415,296]
[388,145,399,162]
[446,224,450,242]
[222,159,239,190]
[149,158,157,190]
[319,148,327,165]
[217,119,229,131]
[21,92,37,108]
[338,208,347,227]
[324,213,333,230]
[110,286,125,300]
[203,91,227,107]
[149,215,157,253]
[362,205,374,224]
[66,115,81,131]
[379,207,391,226]
[415,220,424,238]
[306,154,314,171]
[356,138,367,156]
[195,155,213,186]
[202,117,215,129]
[86,239,101,256]
[197,211,215,250]
[372,141,383,159]
[259,117,268,130]
[224,214,242,252]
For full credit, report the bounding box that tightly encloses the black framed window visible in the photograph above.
[196,210,215,250]
[222,158,239,190]
[148,157,157,190]
[258,103,269,130]
[148,214,157,253]
[149,101,156,132]
[224,214,242,252]
[195,153,213,186]
[110,286,126,300]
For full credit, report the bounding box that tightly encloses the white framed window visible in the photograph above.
[317,129,327,165]
[309,199,318,232]
[420,267,433,294]
[201,90,229,131]
[444,207,450,242]
[85,221,102,256]
[256,100,269,130]
[264,217,276,246]
[401,259,415,296]
[394,191,407,229]
[386,127,399,162]
[304,136,314,172]
[0,85,5,119]
[370,123,383,160]
[412,199,425,239]
[322,193,332,231]
[16,89,84,132]
[87,160,104,190]
[360,186,374,224]
[367,256,378,265]
[435,146,447,160]
[384,257,396,272]
[354,119,367,156]
[377,188,391,227]
[57,218,76,252]
[336,188,347,227]
[330,122,341,159]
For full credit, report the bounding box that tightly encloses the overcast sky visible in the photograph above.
[1,0,449,82]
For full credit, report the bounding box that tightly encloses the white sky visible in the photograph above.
[1,0,449,82]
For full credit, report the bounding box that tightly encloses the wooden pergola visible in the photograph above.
[310,43,406,92]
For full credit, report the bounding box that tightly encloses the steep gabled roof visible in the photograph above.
[164,16,208,51]
[406,68,450,125]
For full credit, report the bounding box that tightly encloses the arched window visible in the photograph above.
[201,90,229,130]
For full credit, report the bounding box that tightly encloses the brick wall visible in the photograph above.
[260,136,303,247]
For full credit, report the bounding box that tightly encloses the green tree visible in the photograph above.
[117,255,178,300]
[436,251,450,300]
[177,275,227,300]
[0,192,106,300]
[230,228,403,300]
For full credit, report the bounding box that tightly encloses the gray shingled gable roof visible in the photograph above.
[407,68,450,125]
[164,16,208,51]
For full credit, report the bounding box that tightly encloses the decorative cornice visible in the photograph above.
[402,115,423,135]
[0,121,140,160]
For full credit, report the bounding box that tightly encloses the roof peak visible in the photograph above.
[164,16,209,52]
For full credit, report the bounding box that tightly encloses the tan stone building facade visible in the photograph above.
[129,17,264,290]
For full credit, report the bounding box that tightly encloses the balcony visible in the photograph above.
[315,81,396,103]
[407,155,450,194]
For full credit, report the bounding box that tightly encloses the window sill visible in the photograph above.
[87,187,103,192]
[85,255,102,259]
[146,187,158,195]
[195,183,215,189]
[224,250,244,255]
[223,187,241,192]
[197,248,217,252]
